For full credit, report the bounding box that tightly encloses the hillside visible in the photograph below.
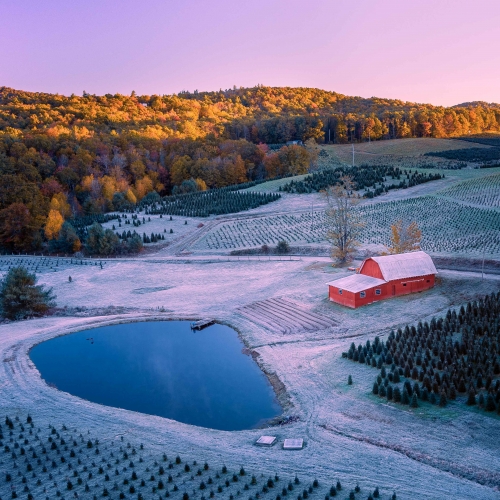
[1,85,500,254]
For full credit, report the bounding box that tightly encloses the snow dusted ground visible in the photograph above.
[1,254,500,499]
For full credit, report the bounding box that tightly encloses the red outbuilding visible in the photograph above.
[327,251,437,308]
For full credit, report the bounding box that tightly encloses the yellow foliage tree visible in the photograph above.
[125,188,137,205]
[50,193,71,219]
[100,175,117,201]
[44,209,64,240]
[195,178,207,191]
[388,220,422,254]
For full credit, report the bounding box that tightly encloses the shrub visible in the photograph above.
[276,240,290,254]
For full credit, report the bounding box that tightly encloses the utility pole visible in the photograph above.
[311,199,314,232]
[482,247,486,280]
[352,142,355,166]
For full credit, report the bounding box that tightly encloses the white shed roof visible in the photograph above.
[327,274,386,293]
[366,251,437,281]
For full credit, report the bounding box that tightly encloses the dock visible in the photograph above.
[190,319,215,330]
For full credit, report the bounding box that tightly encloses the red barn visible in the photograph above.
[327,251,437,308]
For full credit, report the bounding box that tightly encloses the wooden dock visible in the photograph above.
[190,319,215,330]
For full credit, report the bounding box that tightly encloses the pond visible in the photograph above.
[30,321,281,431]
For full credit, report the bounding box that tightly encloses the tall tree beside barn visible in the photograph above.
[324,176,363,265]
[388,220,422,254]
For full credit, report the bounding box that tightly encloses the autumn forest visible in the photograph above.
[1,85,499,254]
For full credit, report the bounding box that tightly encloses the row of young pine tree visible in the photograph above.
[281,165,443,195]
[344,292,500,412]
[0,414,397,500]
[144,190,281,218]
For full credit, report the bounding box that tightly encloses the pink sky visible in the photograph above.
[1,0,499,106]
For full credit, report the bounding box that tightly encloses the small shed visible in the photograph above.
[283,438,304,450]
[255,436,277,447]
[327,251,437,308]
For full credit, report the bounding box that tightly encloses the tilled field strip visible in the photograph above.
[238,297,337,334]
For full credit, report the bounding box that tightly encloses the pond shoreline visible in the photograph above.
[26,314,290,432]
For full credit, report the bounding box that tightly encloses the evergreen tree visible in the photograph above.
[409,394,418,408]
[478,394,485,407]
[0,267,56,320]
[401,388,410,405]
[439,392,447,407]
[393,387,401,403]
[413,383,421,398]
[386,385,393,401]
[466,389,476,406]
[485,393,496,412]
[49,222,81,254]
[421,388,429,401]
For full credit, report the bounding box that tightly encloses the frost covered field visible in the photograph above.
[1,165,500,500]
[1,253,500,499]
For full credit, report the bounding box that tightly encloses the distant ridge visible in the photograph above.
[452,101,500,109]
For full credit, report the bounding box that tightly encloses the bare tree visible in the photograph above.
[323,176,363,265]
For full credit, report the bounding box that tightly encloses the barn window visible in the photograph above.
[402,283,407,287]
[375,289,381,295]
[427,280,430,283]
[360,291,366,298]
[338,289,343,295]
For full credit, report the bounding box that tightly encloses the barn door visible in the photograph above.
[392,285,396,296]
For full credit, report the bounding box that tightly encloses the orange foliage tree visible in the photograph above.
[0,203,42,251]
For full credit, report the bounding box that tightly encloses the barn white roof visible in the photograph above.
[327,274,386,293]
[366,251,437,281]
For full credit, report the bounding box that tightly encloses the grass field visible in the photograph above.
[328,138,492,158]
[244,174,310,192]
[317,138,492,170]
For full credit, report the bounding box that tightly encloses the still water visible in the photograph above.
[30,321,281,431]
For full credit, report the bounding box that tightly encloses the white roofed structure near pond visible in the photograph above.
[255,435,277,446]
[283,438,304,450]
[365,251,437,281]
[326,274,386,293]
